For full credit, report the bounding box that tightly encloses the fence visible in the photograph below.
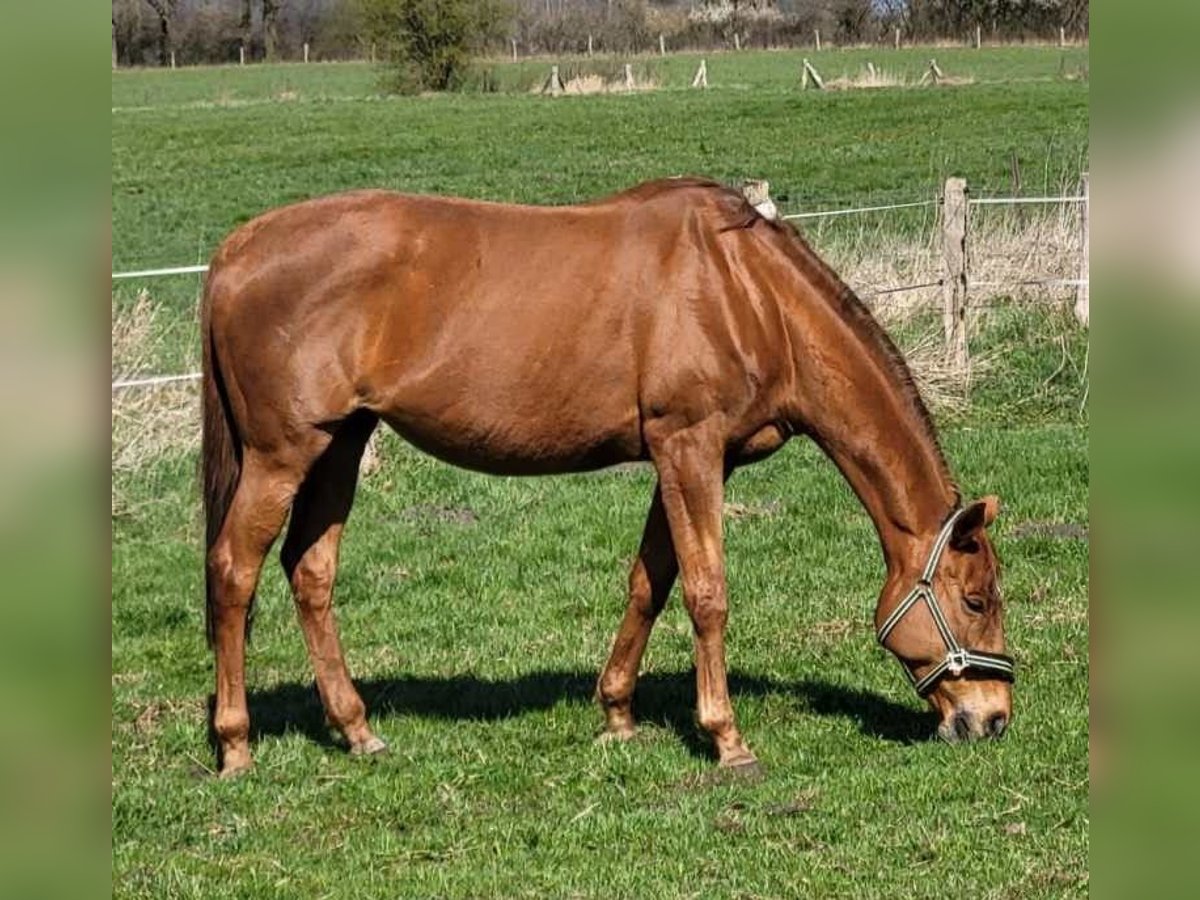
[110,175,1089,392]
[782,173,1089,369]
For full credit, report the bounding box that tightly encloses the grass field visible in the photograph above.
[112,46,1088,898]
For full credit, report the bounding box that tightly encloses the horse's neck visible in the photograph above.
[781,277,956,575]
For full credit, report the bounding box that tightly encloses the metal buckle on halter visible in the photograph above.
[946,648,970,676]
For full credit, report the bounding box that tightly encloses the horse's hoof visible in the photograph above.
[217,743,253,778]
[350,735,389,757]
[719,755,766,782]
[218,760,253,780]
[597,725,637,745]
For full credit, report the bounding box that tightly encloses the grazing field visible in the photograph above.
[112,47,1088,898]
[111,45,1088,109]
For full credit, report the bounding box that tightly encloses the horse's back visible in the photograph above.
[203,181,776,470]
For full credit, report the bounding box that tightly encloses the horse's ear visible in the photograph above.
[951,495,1000,550]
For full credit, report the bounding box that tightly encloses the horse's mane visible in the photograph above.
[720,191,958,500]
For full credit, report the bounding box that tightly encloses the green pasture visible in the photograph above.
[112,47,1088,898]
[111,45,1087,109]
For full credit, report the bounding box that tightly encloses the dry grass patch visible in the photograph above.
[824,64,975,90]
[111,291,199,506]
[564,73,659,94]
[535,73,660,95]
[812,207,1082,411]
[827,65,910,90]
[817,204,1084,318]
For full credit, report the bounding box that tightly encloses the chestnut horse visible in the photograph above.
[201,177,1013,777]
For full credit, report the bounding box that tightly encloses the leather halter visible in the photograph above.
[877,508,1016,697]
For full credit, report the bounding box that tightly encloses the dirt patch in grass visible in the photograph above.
[767,789,820,817]
[724,500,783,520]
[801,619,857,643]
[1009,521,1088,541]
[400,504,479,526]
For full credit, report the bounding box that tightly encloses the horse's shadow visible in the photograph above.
[238,669,937,759]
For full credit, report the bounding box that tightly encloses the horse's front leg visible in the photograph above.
[650,421,758,771]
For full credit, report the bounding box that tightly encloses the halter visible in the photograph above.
[877,508,1016,697]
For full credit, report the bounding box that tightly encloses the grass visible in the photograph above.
[112,47,1088,898]
[111,46,1088,109]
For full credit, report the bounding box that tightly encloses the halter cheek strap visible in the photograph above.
[877,508,1016,697]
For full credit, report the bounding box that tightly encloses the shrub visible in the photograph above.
[360,0,512,93]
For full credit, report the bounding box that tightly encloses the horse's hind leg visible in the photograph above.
[596,485,677,739]
[280,412,384,756]
[209,451,309,777]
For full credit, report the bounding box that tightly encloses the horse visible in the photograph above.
[201,177,1013,778]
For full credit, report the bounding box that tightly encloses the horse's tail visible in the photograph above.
[200,270,242,648]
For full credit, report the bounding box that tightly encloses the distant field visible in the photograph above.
[111,45,1087,108]
[112,47,1089,899]
[112,46,1088,270]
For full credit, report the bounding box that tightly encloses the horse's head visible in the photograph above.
[876,496,1013,742]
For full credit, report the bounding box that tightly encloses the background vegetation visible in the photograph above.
[114,0,1090,69]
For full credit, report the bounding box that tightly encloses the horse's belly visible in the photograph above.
[380,406,645,476]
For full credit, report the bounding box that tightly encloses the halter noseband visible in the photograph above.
[877,508,1016,697]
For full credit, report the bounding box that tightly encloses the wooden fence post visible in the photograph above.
[588,34,593,57]
[1074,172,1089,327]
[941,177,970,369]
[801,58,824,90]
[740,180,776,220]
[919,58,944,86]
[975,25,982,49]
[239,44,246,66]
[659,34,666,56]
[170,50,176,69]
[1059,26,1067,48]
[511,38,517,62]
[814,28,821,51]
[894,27,901,49]
[734,32,741,51]
[624,63,635,90]
[303,42,310,63]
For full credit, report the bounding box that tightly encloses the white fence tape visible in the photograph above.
[968,196,1087,206]
[111,264,209,281]
[112,373,202,391]
[782,199,936,220]
[972,278,1088,288]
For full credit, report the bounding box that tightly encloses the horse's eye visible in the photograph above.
[964,595,986,614]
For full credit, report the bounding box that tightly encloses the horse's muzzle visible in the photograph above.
[939,709,1009,742]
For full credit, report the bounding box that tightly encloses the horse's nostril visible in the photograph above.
[987,713,1008,738]
[952,712,973,742]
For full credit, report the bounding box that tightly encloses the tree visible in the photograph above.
[239,0,253,56]
[143,0,177,66]
[360,0,512,93]
[263,0,283,60]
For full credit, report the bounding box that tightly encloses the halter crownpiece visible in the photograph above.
[877,508,1016,697]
